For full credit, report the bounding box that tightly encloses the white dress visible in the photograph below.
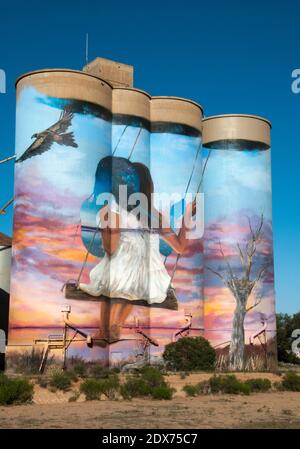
[79,202,171,304]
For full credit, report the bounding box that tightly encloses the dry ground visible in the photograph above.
[0,372,300,429]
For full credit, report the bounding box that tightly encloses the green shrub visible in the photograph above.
[209,375,250,395]
[120,367,171,400]
[101,374,120,399]
[0,374,33,405]
[50,371,72,391]
[89,364,109,379]
[140,366,165,388]
[281,372,300,391]
[80,374,120,400]
[163,337,216,371]
[64,370,78,383]
[182,384,199,397]
[72,363,87,378]
[120,377,151,399]
[245,378,272,392]
[183,381,209,396]
[80,379,103,400]
[152,385,174,400]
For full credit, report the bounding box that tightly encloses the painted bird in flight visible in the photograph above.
[16,107,78,163]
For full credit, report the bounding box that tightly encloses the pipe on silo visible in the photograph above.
[202,114,276,371]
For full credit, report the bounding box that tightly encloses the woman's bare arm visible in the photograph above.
[158,200,196,254]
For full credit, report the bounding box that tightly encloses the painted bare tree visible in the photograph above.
[207,214,270,371]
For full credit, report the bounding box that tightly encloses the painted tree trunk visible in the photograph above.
[229,298,247,371]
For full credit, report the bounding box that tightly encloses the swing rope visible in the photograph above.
[128,127,143,160]
[112,125,129,156]
[163,140,201,268]
[167,149,212,286]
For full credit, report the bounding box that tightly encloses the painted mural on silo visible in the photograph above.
[9,78,205,370]
[8,71,113,368]
[202,115,277,371]
[73,88,153,366]
[149,98,204,362]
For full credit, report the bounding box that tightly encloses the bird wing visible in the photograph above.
[46,106,74,135]
[16,134,53,163]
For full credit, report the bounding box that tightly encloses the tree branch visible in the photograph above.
[246,295,262,312]
[218,240,234,280]
[206,265,225,281]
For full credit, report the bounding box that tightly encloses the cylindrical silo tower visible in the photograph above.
[202,114,276,371]
[108,87,151,366]
[0,233,12,371]
[150,97,204,362]
[9,69,113,368]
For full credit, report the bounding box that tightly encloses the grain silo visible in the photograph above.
[150,97,204,361]
[202,114,277,371]
[9,69,113,368]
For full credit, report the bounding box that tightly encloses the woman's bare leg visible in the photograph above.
[108,303,134,342]
[97,301,110,339]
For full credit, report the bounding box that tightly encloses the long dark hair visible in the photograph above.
[132,162,154,227]
[91,156,154,226]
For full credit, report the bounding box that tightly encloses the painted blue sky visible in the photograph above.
[0,0,299,314]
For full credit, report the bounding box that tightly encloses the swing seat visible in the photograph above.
[64,282,178,310]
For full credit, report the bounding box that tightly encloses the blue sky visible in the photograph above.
[0,0,299,314]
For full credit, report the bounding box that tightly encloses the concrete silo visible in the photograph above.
[9,69,113,368]
[202,114,276,371]
[150,97,204,361]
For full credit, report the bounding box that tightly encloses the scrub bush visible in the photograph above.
[120,366,173,400]
[151,385,174,400]
[120,377,151,399]
[209,375,250,395]
[80,379,103,400]
[139,366,165,387]
[100,374,120,399]
[182,381,210,396]
[183,376,273,397]
[49,371,72,391]
[72,363,87,378]
[89,364,110,379]
[244,378,272,392]
[0,374,33,405]
[163,337,216,371]
[80,374,120,400]
[182,384,200,397]
[281,372,300,391]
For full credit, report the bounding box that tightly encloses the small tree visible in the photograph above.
[163,336,216,371]
[207,215,271,371]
